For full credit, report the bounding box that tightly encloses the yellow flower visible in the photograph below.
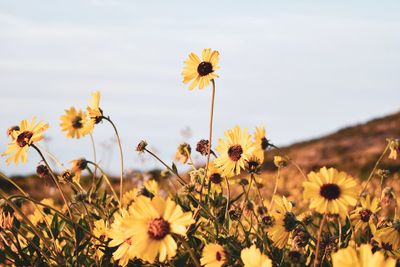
[60,107,92,139]
[253,126,267,162]
[2,117,49,165]
[350,195,379,234]
[268,196,297,249]
[303,167,358,218]
[207,161,226,193]
[0,209,14,230]
[124,196,194,263]
[121,188,139,208]
[214,126,256,177]
[200,243,226,267]
[108,210,133,267]
[182,48,219,90]
[87,91,103,124]
[376,219,400,250]
[93,219,108,259]
[240,244,272,267]
[143,179,160,196]
[332,244,395,267]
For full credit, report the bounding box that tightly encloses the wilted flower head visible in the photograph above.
[0,209,14,230]
[175,143,191,164]
[274,156,288,168]
[387,138,399,160]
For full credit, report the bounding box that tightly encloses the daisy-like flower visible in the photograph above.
[240,244,272,267]
[60,107,92,139]
[124,196,194,263]
[93,219,108,259]
[268,196,298,249]
[2,117,49,165]
[253,126,268,162]
[87,91,103,124]
[108,210,133,267]
[303,167,358,218]
[121,188,139,208]
[182,48,219,90]
[350,195,379,234]
[0,208,14,230]
[207,161,226,193]
[200,243,227,267]
[376,219,400,250]
[332,244,395,267]
[214,126,256,178]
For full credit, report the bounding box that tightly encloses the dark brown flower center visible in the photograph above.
[381,242,393,251]
[216,251,222,261]
[359,209,372,222]
[283,212,298,231]
[261,137,269,150]
[16,131,33,147]
[209,173,222,184]
[320,183,341,200]
[72,116,83,129]
[148,218,170,240]
[197,62,213,76]
[228,145,243,161]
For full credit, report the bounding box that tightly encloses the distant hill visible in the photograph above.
[262,111,400,179]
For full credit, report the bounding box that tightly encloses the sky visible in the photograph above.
[0,0,399,176]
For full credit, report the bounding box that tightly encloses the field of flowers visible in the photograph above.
[0,48,399,266]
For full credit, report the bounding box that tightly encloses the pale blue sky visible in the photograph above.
[1,0,399,175]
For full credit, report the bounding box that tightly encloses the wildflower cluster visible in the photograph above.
[0,49,399,266]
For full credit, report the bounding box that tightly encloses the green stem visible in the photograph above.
[176,235,201,267]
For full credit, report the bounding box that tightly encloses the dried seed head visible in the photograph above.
[36,164,50,178]
[196,139,210,156]
[59,170,73,183]
[136,140,148,153]
[73,158,87,171]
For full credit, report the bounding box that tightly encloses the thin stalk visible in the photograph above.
[0,172,59,252]
[270,144,307,180]
[269,167,281,211]
[86,161,120,205]
[31,144,72,218]
[144,148,186,186]
[200,79,216,201]
[89,133,98,186]
[102,116,124,203]
[360,143,390,196]
[313,214,327,267]
[185,147,196,171]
